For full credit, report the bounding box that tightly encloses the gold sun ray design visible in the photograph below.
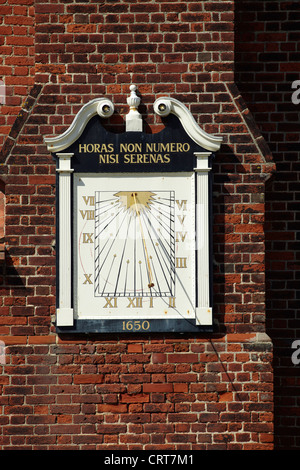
[114,191,156,288]
[114,191,156,214]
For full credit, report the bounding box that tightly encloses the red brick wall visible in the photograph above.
[0,0,274,450]
[0,0,35,148]
[235,0,300,450]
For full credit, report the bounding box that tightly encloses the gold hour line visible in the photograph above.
[132,192,154,289]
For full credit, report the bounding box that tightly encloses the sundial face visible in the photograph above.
[74,173,196,322]
[48,94,218,332]
[94,189,174,297]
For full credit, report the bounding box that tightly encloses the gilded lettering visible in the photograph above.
[82,233,93,243]
[104,297,117,308]
[145,142,190,153]
[127,297,143,308]
[176,200,187,211]
[120,143,142,153]
[79,143,114,153]
[79,142,190,154]
[99,154,119,164]
[83,273,93,285]
[80,210,95,220]
[177,215,186,225]
[83,196,95,206]
[122,154,170,164]
[176,257,187,268]
[79,143,87,153]
[175,231,187,242]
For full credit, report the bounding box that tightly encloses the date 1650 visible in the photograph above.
[122,320,150,331]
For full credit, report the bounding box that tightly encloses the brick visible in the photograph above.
[73,375,104,384]
[120,394,149,404]
[0,0,278,451]
[97,404,127,413]
[168,354,199,363]
[143,384,173,393]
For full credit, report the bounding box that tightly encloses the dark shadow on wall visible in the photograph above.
[234,0,300,450]
[212,145,240,336]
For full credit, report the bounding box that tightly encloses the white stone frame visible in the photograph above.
[56,153,74,326]
[153,97,222,152]
[194,152,213,325]
[44,98,114,153]
[154,97,221,325]
[45,98,114,326]
[45,94,222,328]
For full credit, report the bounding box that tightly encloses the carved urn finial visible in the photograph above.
[127,84,141,110]
[126,85,143,132]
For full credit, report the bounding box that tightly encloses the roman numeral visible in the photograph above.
[127,297,143,308]
[175,231,187,242]
[83,196,95,206]
[176,199,187,210]
[176,257,187,268]
[83,233,93,243]
[80,210,95,220]
[177,215,186,225]
[104,297,117,308]
[83,273,92,284]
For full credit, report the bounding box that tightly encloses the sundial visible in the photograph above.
[44,85,222,333]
